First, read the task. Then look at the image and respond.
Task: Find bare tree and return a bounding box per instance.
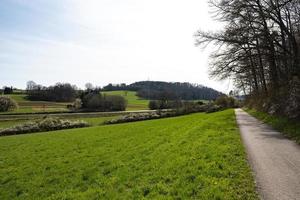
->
[195,0,300,117]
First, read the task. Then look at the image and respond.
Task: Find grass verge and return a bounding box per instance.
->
[0,110,257,199]
[244,108,300,144]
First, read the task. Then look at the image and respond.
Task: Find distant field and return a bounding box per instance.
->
[3,91,206,114]
[0,115,120,130]
[2,91,148,113]
[5,94,70,113]
[102,90,149,111]
[0,110,257,199]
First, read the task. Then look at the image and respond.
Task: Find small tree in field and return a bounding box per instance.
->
[0,96,18,112]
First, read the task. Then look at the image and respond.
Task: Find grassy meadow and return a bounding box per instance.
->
[2,91,148,114]
[0,110,257,199]
[102,90,149,111]
[0,119,28,129]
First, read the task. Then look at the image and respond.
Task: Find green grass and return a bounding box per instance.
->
[244,108,300,144]
[0,110,257,199]
[102,91,149,111]
[0,116,121,129]
[71,116,120,126]
[0,120,28,129]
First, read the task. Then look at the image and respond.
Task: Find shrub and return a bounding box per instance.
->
[148,100,183,110]
[0,96,18,112]
[105,103,223,125]
[66,99,82,111]
[0,118,89,136]
[81,93,127,111]
[3,87,13,94]
[104,112,163,124]
[73,98,82,110]
[103,95,127,111]
[205,104,222,113]
[86,94,102,109]
[149,100,159,110]
[215,95,239,108]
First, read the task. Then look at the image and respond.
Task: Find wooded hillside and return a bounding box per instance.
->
[103,81,223,100]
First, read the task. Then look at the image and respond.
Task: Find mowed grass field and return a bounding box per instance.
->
[0,110,257,199]
[102,90,149,111]
[5,94,70,113]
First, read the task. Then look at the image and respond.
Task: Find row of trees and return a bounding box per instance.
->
[196,0,300,118]
[79,90,127,111]
[25,81,127,111]
[22,80,223,102]
[103,81,223,100]
[0,87,14,95]
[26,81,77,102]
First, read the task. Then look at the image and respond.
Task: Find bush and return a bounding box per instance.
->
[3,87,13,94]
[105,112,161,124]
[148,100,183,110]
[104,95,127,111]
[0,118,89,136]
[149,100,160,110]
[26,82,77,102]
[67,98,82,110]
[81,93,127,111]
[105,103,223,125]
[73,98,82,110]
[215,95,239,108]
[85,94,102,109]
[0,96,18,112]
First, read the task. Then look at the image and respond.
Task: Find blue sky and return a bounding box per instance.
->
[0,0,230,92]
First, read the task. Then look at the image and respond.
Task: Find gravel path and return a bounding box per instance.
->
[235,109,300,200]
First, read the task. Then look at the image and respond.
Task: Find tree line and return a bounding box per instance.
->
[25,81,127,111]
[26,81,77,102]
[103,81,223,100]
[195,0,300,118]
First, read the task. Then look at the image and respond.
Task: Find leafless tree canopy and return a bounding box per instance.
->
[196,0,300,94]
[195,0,300,117]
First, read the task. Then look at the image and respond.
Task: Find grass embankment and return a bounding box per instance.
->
[0,110,257,199]
[102,90,149,111]
[244,108,300,144]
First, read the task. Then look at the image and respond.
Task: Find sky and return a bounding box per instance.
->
[0,0,231,92]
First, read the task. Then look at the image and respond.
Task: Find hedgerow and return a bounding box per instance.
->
[0,118,89,136]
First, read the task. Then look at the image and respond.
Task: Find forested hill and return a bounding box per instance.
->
[103,81,223,100]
